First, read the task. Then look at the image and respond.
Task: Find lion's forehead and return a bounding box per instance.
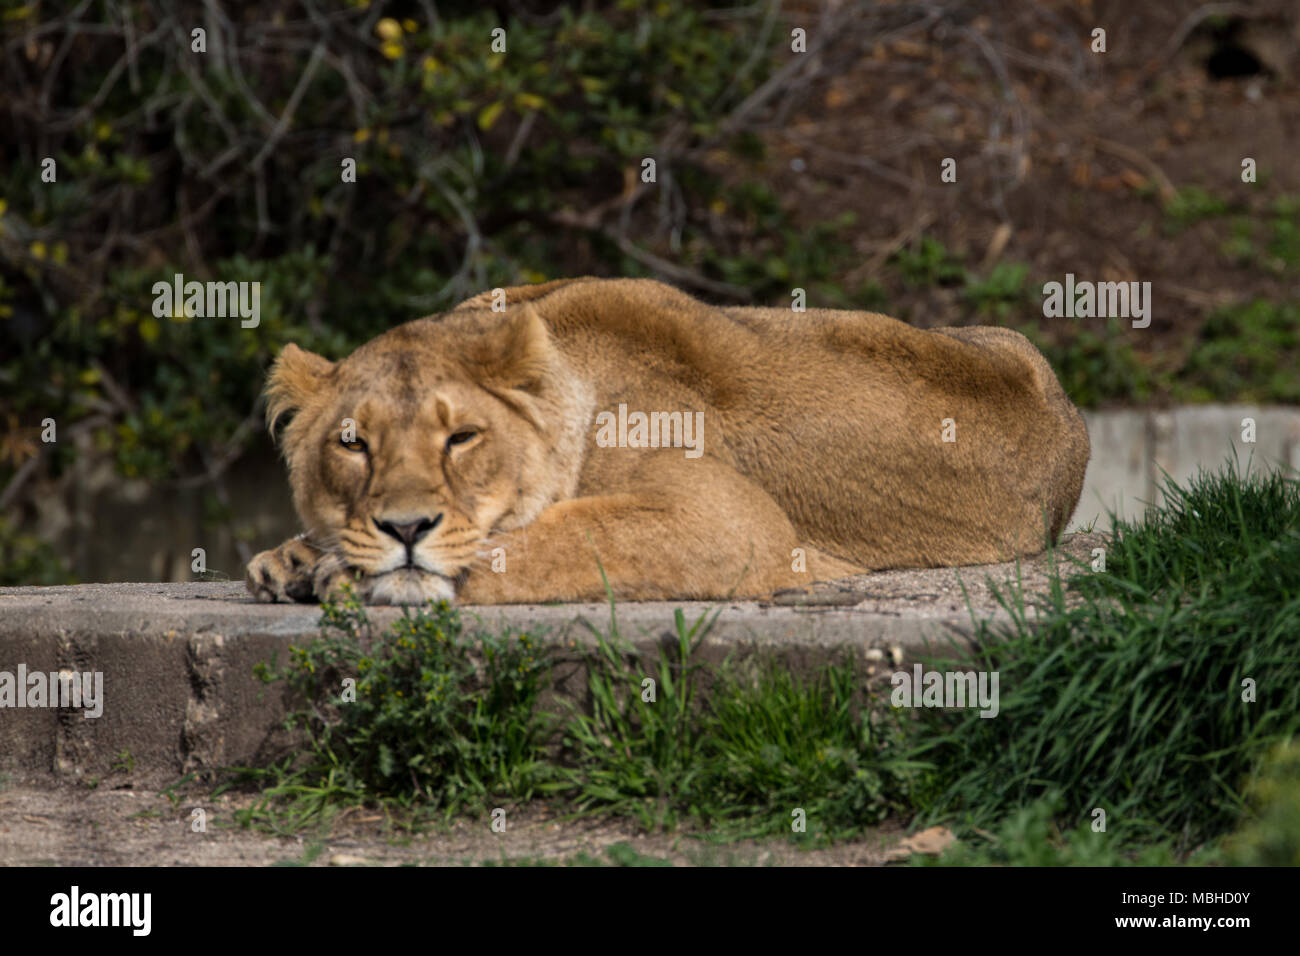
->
[326,372,478,428]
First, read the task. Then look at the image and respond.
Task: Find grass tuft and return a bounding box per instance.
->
[909,459,1300,848]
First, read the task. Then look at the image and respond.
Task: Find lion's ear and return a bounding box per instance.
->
[459,303,556,395]
[265,343,334,432]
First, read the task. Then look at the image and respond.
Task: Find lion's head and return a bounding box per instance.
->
[265,304,592,604]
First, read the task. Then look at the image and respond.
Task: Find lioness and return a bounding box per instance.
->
[246,277,1089,605]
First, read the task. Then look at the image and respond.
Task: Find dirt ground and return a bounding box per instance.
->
[759,1,1300,370]
[0,782,913,867]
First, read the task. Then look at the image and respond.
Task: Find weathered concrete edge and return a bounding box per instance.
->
[0,586,1006,785]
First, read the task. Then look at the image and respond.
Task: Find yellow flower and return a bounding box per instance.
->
[375,18,401,41]
[477,101,504,131]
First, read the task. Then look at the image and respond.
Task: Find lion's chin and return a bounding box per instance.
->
[360,568,458,606]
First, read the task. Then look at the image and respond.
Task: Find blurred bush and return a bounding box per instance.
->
[1228,739,1300,866]
[2,0,853,579]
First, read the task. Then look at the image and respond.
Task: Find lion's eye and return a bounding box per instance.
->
[340,436,368,453]
[446,429,478,450]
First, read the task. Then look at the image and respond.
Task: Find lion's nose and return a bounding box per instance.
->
[374,515,442,546]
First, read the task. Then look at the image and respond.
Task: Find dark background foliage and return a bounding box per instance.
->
[2,0,1297,584]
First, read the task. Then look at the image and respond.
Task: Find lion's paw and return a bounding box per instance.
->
[310,553,363,603]
[245,536,322,603]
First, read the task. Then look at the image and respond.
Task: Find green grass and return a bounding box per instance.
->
[569,843,676,867]
[552,606,917,839]
[545,605,719,830]
[909,458,1300,851]
[473,844,682,867]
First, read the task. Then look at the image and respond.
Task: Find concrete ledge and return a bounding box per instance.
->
[1072,404,1300,531]
[0,534,1097,785]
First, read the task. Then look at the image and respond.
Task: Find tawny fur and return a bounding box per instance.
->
[245,277,1090,605]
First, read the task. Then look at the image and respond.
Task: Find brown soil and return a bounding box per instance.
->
[0,783,908,867]
[743,1,1300,388]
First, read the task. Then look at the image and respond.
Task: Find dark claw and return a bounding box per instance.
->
[286,577,316,603]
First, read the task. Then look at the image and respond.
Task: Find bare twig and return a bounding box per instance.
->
[1087,135,1177,203]
[607,229,752,302]
[249,41,328,169]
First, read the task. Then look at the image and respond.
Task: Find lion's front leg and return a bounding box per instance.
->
[456,454,822,604]
[245,534,332,603]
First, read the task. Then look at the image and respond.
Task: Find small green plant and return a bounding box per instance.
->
[1026,318,1154,407]
[1265,195,1300,271]
[554,605,720,831]
[600,842,676,867]
[919,794,1216,866]
[1216,195,1300,273]
[1177,299,1300,403]
[232,587,555,832]
[1220,218,1257,267]
[890,237,966,288]
[1162,185,1230,234]
[159,773,198,809]
[696,662,918,839]
[111,750,135,775]
[963,262,1029,318]
[697,205,861,305]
